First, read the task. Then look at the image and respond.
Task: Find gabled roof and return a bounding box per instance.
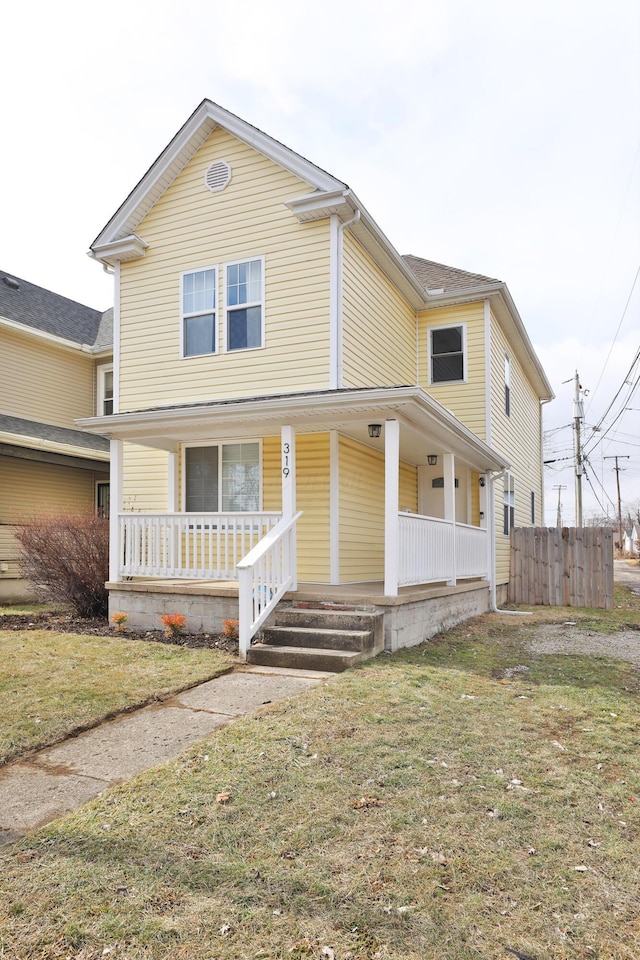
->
[403,255,501,294]
[0,271,107,350]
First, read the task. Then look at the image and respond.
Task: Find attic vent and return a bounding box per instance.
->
[204,160,231,193]
[2,276,19,290]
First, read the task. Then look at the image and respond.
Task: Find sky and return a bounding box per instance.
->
[1,0,638,526]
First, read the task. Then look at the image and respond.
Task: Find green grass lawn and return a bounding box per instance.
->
[0,626,234,765]
[0,593,638,959]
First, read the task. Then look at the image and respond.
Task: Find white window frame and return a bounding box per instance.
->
[97,363,114,416]
[504,354,511,417]
[223,255,265,353]
[181,439,263,513]
[503,471,515,536]
[180,265,218,358]
[428,323,467,385]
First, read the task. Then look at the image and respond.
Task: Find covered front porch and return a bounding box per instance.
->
[79,386,507,656]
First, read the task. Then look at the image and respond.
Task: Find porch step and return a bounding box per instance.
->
[247,605,384,673]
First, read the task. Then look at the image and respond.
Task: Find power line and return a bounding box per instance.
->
[585,260,640,412]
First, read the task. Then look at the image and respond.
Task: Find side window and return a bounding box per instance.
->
[505,355,511,416]
[530,490,535,524]
[429,325,465,384]
[225,258,264,351]
[97,364,114,415]
[503,472,515,535]
[96,481,110,518]
[182,267,217,357]
[184,442,260,512]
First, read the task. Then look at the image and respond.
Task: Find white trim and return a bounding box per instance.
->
[222,255,265,353]
[167,451,178,512]
[384,418,400,596]
[109,439,123,582]
[443,453,456,585]
[180,264,218,358]
[89,234,148,266]
[504,352,511,418]
[329,430,340,584]
[329,215,339,389]
[0,315,93,354]
[483,299,491,447]
[427,321,468,386]
[113,263,121,414]
[180,437,263,512]
[281,425,296,520]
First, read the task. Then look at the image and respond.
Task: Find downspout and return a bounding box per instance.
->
[336,209,361,388]
[487,469,531,616]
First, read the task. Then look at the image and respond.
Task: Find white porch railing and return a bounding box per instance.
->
[237,511,302,659]
[398,512,487,587]
[119,512,281,579]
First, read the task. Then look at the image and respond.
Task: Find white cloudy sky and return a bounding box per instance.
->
[2,0,638,525]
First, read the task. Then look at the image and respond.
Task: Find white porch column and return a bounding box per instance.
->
[109,438,123,583]
[167,450,179,511]
[281,425,297,590]
[443,452,456,585]
[384,418,400,597]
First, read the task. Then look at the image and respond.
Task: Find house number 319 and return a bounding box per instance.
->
[282,442,290,477]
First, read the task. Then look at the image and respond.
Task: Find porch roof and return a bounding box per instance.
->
[77,385,510,472]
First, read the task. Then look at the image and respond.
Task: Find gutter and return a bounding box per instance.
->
[487,469,531,617]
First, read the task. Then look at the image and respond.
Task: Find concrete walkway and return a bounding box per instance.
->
[0,664,330,847]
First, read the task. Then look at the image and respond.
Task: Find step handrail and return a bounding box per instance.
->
[237,510,303,658]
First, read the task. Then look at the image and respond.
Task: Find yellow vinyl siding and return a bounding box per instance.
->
[418,302,486,438]
[296,434,331,583]
[342,232,416,387]
[339,437,384,582]
[489,310,543,584]
[471,470,481,525]
[118,128,332,412]
[122,446,168,511]
[1,328,95,428]
[399,460,418,514]
[0,455,106,574]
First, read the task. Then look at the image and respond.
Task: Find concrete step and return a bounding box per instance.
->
[261,625,373,652]
[277,606,381,632]
[247,643,362,673]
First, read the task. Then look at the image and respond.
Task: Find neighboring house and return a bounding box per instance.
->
[80,99,553,654]
[0,272,112,600]
[622,524,638,556]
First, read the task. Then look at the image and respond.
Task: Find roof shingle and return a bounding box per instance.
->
[0,271,105,347]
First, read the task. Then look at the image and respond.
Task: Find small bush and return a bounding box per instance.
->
[16,513,109,618]
[161,612,187,637]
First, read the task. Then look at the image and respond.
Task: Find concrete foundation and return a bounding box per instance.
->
[107,578,491,652]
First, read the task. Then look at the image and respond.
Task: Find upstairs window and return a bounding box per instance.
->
[184,441,260,513]
[182,267,217,357]
[225,258,264,351]
[505,354,511,416]
[97,364,114,415]
[531,490,535,524]
[429,324,465,384]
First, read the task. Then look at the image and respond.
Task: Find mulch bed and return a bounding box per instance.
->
[0,611,239,655]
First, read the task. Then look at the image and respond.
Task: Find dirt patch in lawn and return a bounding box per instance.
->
[0,610,240,656]
[521,620,640,667]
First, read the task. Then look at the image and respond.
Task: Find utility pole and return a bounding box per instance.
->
[604,455,630,549]
[573,371,585,527]
[552,484,567,528]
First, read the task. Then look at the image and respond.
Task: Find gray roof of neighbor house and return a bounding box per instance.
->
[0,414,110,454]
[402,255,501,294]
[0,271,109,349]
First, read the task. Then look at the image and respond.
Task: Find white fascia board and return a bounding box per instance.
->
[0,430,110,462]
[0,315,92,353]
[89,234,149,267]
[77,385,508,470]
[285,189,353,222]
[91,100,346,250]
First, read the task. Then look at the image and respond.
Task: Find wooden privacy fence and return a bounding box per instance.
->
[509,527,614,609]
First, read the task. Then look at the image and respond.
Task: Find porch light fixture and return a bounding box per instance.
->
[427,454,438,466]
[479,476,486,487]
[368,424,382,438]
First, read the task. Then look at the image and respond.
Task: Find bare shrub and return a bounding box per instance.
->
[15,514,109,618]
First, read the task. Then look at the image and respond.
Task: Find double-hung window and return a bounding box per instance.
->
[504,355,511,416]
[503,472,515,535]
[182,267,217,357]
[97,364,114,415]
[429,324,465,383]
[184,441,260,513]
[225,258,264,351]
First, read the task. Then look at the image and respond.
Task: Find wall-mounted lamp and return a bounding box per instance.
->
[368,424,382,439]
[427,454,438,466]
[479,511,485,520]
[479,476,486,487]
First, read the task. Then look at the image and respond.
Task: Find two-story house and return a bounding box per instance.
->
[80,100,553,657]
[0,273,112,600]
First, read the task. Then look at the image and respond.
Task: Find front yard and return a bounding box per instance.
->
[0,591,638,959]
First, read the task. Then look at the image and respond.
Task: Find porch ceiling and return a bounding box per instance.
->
[77,386,509,472]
